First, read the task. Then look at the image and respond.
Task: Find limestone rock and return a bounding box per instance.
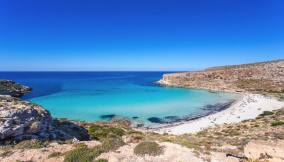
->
[0,95,52,141]
[0,80,90,142]
[0,95,90,142]
[244,140,284,162]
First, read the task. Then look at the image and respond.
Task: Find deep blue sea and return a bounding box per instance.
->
[0,72,239,126]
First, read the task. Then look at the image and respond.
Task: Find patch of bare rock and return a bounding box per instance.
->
[244,140,284,162]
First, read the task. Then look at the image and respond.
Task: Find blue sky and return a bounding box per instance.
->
[0,0,283,71]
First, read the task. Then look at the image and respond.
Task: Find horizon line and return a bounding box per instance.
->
[0,70,193,72]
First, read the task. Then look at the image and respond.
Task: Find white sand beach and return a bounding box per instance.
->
[156,94,284,135]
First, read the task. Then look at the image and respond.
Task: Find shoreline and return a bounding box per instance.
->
[157,79,243,94]
[150,93,284,135]
[137,100,236,129]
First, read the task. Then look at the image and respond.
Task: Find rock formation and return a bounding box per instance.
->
[158,59,284,93]
[0,95,52,141]
[0,80,32,97]
[0,80,89,142]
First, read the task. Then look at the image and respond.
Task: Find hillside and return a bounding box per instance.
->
[158,60,284,95]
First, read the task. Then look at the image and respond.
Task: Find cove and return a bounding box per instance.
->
[0,72,239,126]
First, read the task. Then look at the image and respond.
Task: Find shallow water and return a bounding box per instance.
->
[0,72,239,126]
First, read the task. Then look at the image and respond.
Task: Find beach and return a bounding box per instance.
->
[155,94,284,135]
[1,60,284,162]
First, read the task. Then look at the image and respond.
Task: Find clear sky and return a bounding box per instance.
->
[0,0,283,71]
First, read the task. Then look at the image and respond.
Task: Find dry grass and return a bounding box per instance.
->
[134,141,163,156]
[236,79,284,93]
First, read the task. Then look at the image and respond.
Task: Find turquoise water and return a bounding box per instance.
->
[0,72,239,126]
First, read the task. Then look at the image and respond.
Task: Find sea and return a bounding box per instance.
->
[0,72,239,127]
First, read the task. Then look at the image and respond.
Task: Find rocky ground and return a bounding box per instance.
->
[0,108,283,162]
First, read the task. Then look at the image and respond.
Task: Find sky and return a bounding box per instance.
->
[0,0,283,71]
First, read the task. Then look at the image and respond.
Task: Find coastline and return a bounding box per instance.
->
[152,93,284,135]
[157,79,243,93]
[154,60,284,135]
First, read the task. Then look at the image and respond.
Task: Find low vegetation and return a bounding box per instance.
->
[64,143,103,162]
[134,141,163,156]
[94,159,108,162]
[1,107,283,161]
[259,111,274,116]
[100,137,125,151]
[271,121,284,127]
[48,152,62,159]
[14,139,47,149]
[0,150,13,157]
[236,79,284,93]
[64,137,125,162]
[87,125,125,141]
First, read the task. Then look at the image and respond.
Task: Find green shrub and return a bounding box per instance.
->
[88,125,125,140]
[0,150,13,157]
[196,130,208,137]
[94,159,108,162]
[111,118,132,128]
[48,152,62,158]
[259,111,274,117]
[15,140,46,149]
[64,144,103,162]
[101,137,125,152]
[134,141,163,156]
[271,121,284,127]
[275,109,284,115]
[64,138,124,162]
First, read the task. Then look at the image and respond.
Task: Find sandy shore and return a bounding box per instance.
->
[155,94,284,135]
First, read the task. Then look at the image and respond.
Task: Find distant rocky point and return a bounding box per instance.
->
[0,80,32,97]
[158,59,284,93]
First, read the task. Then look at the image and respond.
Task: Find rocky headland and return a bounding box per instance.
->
[157,59,284,133]
[158,59,284,94]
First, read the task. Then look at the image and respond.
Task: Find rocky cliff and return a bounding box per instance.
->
[0,80,89,142]
[159,59,284,93]
[0,95,52,141]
